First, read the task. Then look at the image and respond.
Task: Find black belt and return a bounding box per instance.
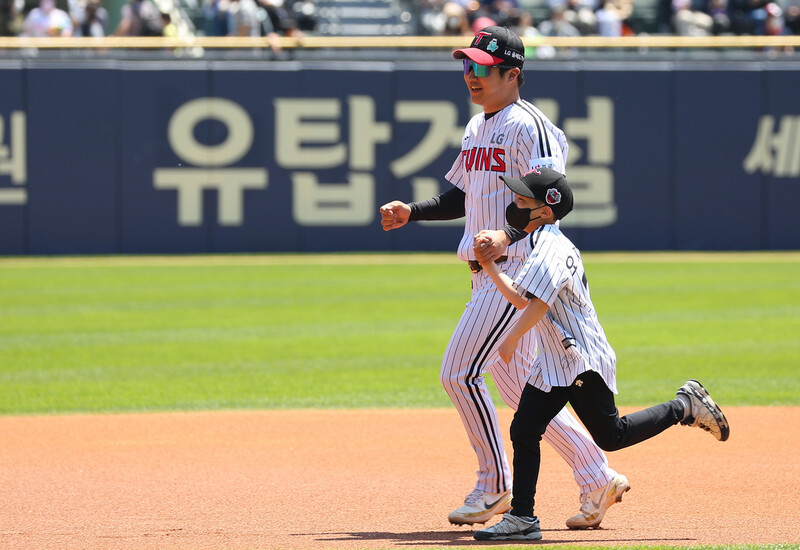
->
[468,256,508,274]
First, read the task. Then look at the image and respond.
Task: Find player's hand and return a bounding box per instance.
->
[473,230,510,263]
[472,233,492,263]
[379,201,412,231]
[498,337,516,364]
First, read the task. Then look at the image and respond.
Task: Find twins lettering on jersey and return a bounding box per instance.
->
[460,149,555,174]
[461,147,507,172]
[462,130,507,172]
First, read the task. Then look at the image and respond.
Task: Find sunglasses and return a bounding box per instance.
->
[463,60,516,77]
[463,59,499,77]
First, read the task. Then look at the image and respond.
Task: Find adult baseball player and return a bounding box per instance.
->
[471,167,730,541]
[379,26,628,529]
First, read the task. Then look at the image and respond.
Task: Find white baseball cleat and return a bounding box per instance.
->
[677,379,730,441]
[566,474,630,530]
[473,513,542,541]
[448,488,511,525]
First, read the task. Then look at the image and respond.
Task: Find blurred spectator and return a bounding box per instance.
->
[763,1,786,31]
[262,0,309,56]
[785,0,800,33]
[416,0,443,35]
[161,10,176,36]
[604,0,635,32]
[471,14,496,33]
[672,0,714,34]
[727,0,770,33]
[227,0,259,35]
[656,0,674,32]
[22,0,73,36]
[441,1,470,34]
[510,9,556,58]
[113,0,164,36]
[595,0,625,35]
[203,0,230,36]
[72,0,108,36]
[480,0,523,28]
[512,8,541,38]
[704,0,731,33]
[1,0,19,35]
[287,0,316,32]
[571,0,599,34]
[420,0,472,35]
[547,0,598,34]
[538,5,581,35]
[262,0,305,38]
[763,2,793,53]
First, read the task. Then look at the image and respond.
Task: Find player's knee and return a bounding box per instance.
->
[439,368,462,395]
[589,432,621,452]
[510,415,545,443]
[439,365,472,392]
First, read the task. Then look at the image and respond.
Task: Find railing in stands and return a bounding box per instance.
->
[0,35,799,49]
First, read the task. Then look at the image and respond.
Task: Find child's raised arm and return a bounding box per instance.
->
[473,234,528,310]
[498,297,549,363]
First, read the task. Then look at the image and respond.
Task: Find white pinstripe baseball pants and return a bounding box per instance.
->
[441,259,616,495]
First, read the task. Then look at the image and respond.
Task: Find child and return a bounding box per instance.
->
[471,167,730,541]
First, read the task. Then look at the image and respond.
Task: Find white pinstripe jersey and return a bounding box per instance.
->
[513,224,618,393]
[445,99,568,262]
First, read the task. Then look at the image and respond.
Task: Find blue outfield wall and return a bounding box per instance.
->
[0,59,799,255]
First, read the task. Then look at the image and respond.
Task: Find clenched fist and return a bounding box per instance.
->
[379,201,412,231]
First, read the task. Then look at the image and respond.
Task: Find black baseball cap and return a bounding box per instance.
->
[452,25,525,68]
[501,167,574,220]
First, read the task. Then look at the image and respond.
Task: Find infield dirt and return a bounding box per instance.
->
[1,407,798,549]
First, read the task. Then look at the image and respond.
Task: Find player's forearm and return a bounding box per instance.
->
[483,263,529,310]
[408,187,466,221]
[507,297,549,343]
[501,224,527,244]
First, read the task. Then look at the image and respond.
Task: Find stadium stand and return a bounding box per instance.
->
[314,0,412,35]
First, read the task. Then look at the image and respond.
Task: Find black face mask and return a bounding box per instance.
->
[505,202,545,231]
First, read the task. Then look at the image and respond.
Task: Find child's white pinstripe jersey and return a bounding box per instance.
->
[444,99,568,262]
[514,224,618,394]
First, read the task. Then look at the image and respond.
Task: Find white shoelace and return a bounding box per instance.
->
[579,492,593,514]
[464,488,484,507]
[579,484,607,514]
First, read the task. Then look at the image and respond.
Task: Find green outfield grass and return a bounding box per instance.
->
[1,252,799,415]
